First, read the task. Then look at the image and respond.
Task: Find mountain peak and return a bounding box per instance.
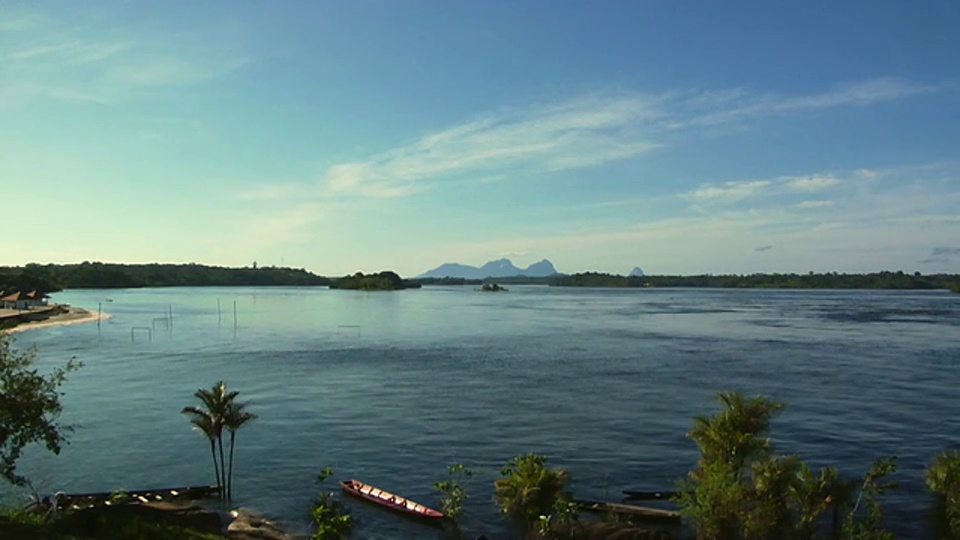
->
[419,258,560,279]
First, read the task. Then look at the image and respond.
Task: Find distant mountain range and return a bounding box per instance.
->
[418,258,559,279]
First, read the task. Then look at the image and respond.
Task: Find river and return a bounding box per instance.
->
[9,286,960,538]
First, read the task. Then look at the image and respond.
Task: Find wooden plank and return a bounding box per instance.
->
[621,489,681,500]
[575,499,681,523]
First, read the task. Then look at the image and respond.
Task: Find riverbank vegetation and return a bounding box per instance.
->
[551,271,960,290]
[329,271,422,290]
[0,262,330,292]
[4,333,960,538]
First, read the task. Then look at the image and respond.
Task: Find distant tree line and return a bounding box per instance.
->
[0,262,331,293]
[550,271,960,291]
[329,271,422,291]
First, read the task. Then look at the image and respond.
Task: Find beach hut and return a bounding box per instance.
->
[0,290,49,310]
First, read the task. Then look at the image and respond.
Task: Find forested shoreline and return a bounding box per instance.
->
[550,271,960,291]
[2,264,958,294]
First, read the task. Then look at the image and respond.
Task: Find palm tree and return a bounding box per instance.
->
[182,381,238,498]
[181,407,222,493]
[223,400,257,499]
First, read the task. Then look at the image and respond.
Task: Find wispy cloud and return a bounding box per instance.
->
[310,78,939,200]
[321,94,664,198]
[795,200,835,208]
[0,12,249,105]
[683,173,844,205]
[0,12,45,32]
[6,40,133,63]
[677,78,938,129]
[682,180,773,203]
[919,247,960,265]
[784,174,841,192]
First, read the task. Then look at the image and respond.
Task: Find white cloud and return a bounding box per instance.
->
[795,200,834,208]
[683,173,844,205]
[679,78,937,128]
[682,180,773,202]
[784,174,841,192]
[0,13,249,105]
[310,78,940,200]
[319,94,664,198]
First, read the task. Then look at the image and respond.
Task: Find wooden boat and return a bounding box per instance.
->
[340,479,444,522]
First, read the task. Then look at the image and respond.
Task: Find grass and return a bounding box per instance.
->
[1,503,226,540]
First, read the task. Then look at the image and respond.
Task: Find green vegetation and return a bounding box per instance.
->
[677,391,897,539]
[480,283,508,292]
[0,501,226,539]
[494,453,573,533]
[311,467,353,540]
[926,450,960,537]
[181,381,256,499]
[435,463,473,526]
[329,271,422,290]
[950,282,960,293]
[0,262,330,292]
[551,271,960,290]
[0,335,81,486]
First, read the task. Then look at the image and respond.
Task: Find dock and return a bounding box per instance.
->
[39,485,221,510]
[574,499,681,524]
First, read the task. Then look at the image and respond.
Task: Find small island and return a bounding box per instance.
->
[329,271,422,291]
[479,283,508,292]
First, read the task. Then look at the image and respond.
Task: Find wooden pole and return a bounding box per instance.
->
[217,298,222,325]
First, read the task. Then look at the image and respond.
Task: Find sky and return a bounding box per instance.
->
[2,1,959,276]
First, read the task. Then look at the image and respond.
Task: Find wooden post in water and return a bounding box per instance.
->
[233,301,238,330]
[168,304,173,329]
[97,302,102,330]
[217,298,222,326]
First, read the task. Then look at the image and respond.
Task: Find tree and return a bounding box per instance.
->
[182,381,239,498]
[494,453,572,535]
[678,391,896,540]
[0,335,80,486]
[311,467,353,540]
[435,463,472,527]
[181,407,222,495]
[925,450,960,538]
[223,399,257,499]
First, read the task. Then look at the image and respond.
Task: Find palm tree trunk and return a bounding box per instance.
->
[217,433,227,499]
[209,439,221,493]
[227,431,236,499]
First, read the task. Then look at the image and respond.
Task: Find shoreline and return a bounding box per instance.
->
[1,305,110,335]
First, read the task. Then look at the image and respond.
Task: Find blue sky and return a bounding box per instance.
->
[3,1,959,276]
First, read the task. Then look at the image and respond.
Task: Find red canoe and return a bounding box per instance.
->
[340,479,444,522]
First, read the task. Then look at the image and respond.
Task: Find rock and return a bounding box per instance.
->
[228,508,303,539]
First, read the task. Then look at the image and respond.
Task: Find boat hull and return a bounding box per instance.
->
[340,479,444,524]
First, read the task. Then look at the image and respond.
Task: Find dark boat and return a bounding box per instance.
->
[340,479,444,522]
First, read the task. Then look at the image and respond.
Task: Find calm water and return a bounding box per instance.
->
[7,286,960,538]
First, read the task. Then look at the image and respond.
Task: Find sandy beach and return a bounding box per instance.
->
[0,306,110,334]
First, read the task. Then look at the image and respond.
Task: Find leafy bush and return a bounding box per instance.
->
[435,463,472,526]
[926,450,960,537]
[494,453,573,534]
[311,468,352,540]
